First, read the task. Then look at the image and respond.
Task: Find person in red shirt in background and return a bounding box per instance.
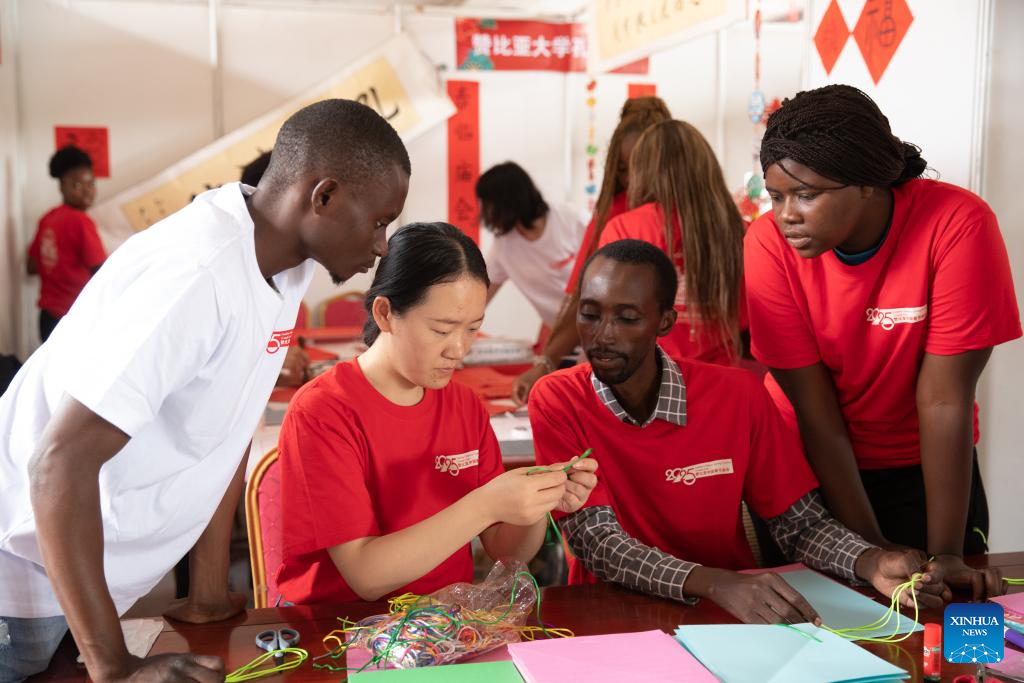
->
[530,239,949,623]
[512,97,671,403]
[599,119,745,366]
[745,85,1019,598]
[27,145,106,341]
[276,222,598,605]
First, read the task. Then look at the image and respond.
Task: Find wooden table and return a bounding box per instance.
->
[32,552,1024,682]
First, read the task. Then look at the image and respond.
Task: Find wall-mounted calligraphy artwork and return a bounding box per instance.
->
[591,0,745,73]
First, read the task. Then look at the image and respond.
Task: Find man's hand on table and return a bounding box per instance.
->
[102,653,225,683]
[683,567,822,625]
[164,591,247,624]
[855,547,946,608]
[924,553,1007,601]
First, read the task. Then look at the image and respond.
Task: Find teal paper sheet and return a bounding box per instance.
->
[674,622,908,683]
[779,569,923,640]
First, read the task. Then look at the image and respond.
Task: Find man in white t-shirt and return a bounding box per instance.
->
[475,162,586,328]
[0,99,409,682]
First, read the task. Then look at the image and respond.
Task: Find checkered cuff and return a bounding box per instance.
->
[766,491,876,581]
[560,506,700,605]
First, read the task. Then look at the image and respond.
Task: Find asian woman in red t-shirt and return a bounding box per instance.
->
[512,97,672,403]
[598,119,746,366]
[276,223,598,604]
[746,85,1019,599]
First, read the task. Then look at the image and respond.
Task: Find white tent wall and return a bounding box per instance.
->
[979,0,1024,554]
[0,1,24,358]
[11,0,215,355]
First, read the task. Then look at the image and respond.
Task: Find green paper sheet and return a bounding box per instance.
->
[674,622,908,683]
[349,660,524,682]
[779,569,923,640]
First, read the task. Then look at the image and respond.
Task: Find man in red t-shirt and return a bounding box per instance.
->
[747,85,1018,598]
[530,239,946,623]
[27,146,106,341]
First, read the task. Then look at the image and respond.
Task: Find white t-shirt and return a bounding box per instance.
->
[484,201,586,327]
[0,183,314,617]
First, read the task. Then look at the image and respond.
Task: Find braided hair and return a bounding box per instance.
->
[760,84,927,187]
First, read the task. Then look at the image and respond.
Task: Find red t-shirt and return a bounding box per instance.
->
[28,204,106,317]
[745,179,1022,469]
[599,202,745,366]
[276,358,504,605]
[564,192,631,295]
[530,359,818,583]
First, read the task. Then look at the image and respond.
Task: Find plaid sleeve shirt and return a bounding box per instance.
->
[560,347,878,603]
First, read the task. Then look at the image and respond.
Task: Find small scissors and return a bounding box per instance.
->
[255,628,300,662]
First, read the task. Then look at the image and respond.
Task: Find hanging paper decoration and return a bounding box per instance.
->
[55,126,110,178]
[852,0,914,84]
[814,0,850,75]
[584,79,598,214]
[734,2,774,223]
[447,80,481,243]
[746,8,765,125]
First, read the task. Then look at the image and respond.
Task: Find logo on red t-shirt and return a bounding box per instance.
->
[40,228,59,271]
[865,305,928,331]
[665,458,734,485]
[434,450,480,477]
[266,329,294,354]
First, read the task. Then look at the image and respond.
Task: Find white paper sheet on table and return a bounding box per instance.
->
[76,618,164,664]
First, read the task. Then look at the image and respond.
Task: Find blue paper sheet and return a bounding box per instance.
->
[674,623,908,683]
[778,569,923,640]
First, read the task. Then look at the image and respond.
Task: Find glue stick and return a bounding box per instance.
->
[923,623,942,681]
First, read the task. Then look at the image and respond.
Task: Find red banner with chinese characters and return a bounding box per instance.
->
[55,126,110,178]
[447,80,480,244]
[456,18,587,72]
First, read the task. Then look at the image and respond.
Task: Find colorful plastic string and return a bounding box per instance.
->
[224,648,308,682]
[526,448,592,545]
[775,623,822,642]
[1007,578,1024,586]
[526,447,593,476]
[822,573,922,643]
[388,592,422,614]
[312,570,570,673]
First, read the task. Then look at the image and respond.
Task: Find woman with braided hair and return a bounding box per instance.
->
[745,84,1020,600]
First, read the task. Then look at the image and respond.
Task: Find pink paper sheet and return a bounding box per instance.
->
[993,592,1024,623]
[989,643,1024,679]
[507,630,717,683]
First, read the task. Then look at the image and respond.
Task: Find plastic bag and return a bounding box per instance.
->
[345,559,537,670]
